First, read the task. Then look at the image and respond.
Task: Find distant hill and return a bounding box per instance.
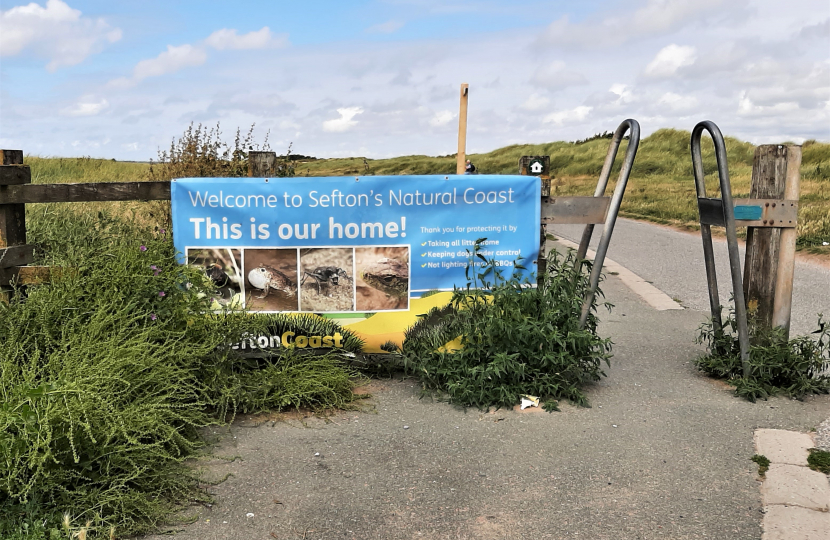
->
[24,130,830,254]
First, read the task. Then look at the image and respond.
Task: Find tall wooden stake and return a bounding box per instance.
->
[456,84,469,175]
[743,144,800,339]
[772,146,801,335]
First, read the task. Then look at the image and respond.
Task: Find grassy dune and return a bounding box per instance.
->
[25,129,830,254]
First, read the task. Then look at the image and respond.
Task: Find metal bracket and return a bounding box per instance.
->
[541,196,611,225]
[733,199,798,227]
[697,198,798,228]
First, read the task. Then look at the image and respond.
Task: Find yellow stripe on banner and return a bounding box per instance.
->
[344,292,454,353]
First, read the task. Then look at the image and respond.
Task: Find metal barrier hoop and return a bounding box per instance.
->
[575,118,640,328]
[690,120,750,376]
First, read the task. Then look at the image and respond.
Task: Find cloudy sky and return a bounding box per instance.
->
[1,0,828,160]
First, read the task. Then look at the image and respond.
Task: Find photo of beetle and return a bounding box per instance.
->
[301,266,353,295]
[299,248,355,312]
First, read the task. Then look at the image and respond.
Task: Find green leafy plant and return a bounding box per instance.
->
[807,448,830,474]
[696,306,830,402]
[402,240,612,410]
[751,454,770,476]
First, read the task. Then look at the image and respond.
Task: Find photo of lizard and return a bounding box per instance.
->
[242,248,299,312]
[355,246,409,311]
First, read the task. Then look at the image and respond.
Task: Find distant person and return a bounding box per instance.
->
[465,159,476,174]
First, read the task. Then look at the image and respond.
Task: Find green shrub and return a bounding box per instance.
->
[695,308,830,402]
[0,206,359,538]
[751,454,770,476]
[402,242,612,410]
[807,448,830,474]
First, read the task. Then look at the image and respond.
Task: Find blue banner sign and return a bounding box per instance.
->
[171,175,540,314]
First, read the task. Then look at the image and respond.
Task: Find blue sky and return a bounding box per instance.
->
[1,0,828,160]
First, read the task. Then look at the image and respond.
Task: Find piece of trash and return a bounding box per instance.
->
[824,241,829,246]
[273,499,283,505]
[520,395,540,410]
[314,452,320,456]
[403,425,409,429]
[612,425,618,428]
[246,513,255,518]
[223,521,228,524]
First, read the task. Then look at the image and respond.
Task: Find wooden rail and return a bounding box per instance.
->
[0,148,176,292]
[0,181,171,204]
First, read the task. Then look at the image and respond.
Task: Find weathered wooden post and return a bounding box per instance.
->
[0,150,33,298]
[519,156,551,282]
[456,83,469,175]
[248,151,277,177]
[742,144,801,338]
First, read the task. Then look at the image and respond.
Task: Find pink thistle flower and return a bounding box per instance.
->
[139,245,147,252]
[150,314,157,321]
[158,291,166,297]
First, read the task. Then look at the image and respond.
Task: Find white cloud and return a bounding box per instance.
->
[0,0,121,71]
[109,44,207,88]
[60,97,108,116]
[135,44,207,80]
[609,84,634,104]
[205,27,284,50]
[366,20,404,34]
[323,107,364,132]
[519,93,550,111]
[429,110,456,126]
[107,28,285,89]
[538,0,733,48]
[530,61,588,90]
[657,91,698,111]
[544,105,592,125]
[644,44,697,77]
[737,91,799,117]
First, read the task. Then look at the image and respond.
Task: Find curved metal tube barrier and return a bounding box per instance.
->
[690,120,750,376]
[576,118,640,328]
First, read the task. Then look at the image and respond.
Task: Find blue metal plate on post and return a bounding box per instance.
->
[734,205,762,221]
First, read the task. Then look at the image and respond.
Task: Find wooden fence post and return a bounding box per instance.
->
[519,156,551,283]
[456,84,469,175]
[772,146,802,335]
[742,144,801,338]
[0,150,32,297]
[248,151,277,177]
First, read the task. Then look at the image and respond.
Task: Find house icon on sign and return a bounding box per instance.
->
[529,161,544,174]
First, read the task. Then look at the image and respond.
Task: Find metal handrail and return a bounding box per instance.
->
[690,120,750,377]
[577,118,640,328]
